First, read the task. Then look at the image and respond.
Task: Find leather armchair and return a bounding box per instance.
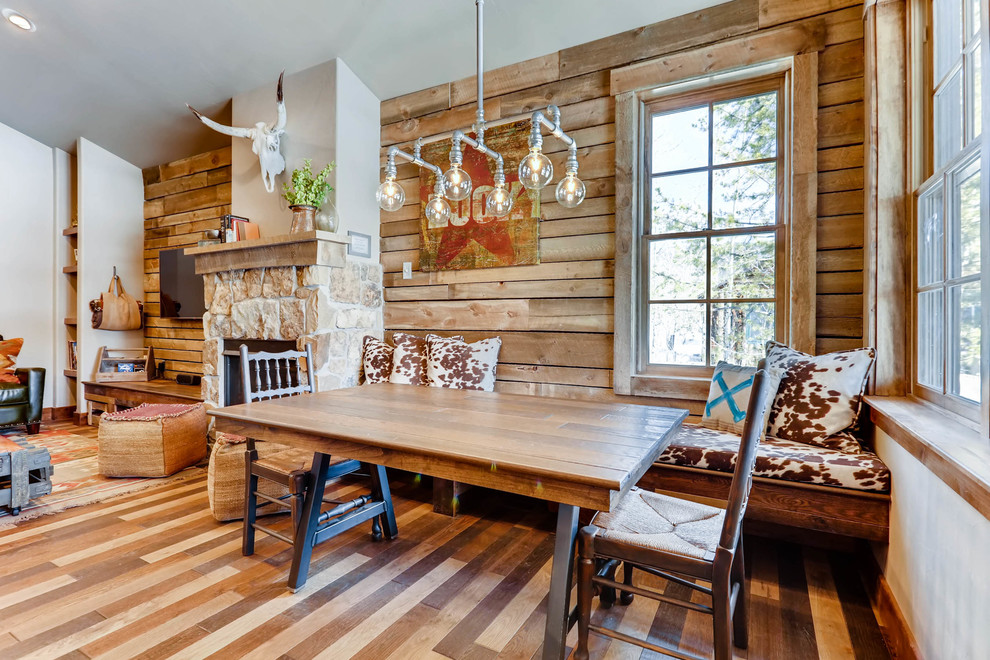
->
[0,368,45,434]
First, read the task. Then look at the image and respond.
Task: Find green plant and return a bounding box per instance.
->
[282,159,335,207]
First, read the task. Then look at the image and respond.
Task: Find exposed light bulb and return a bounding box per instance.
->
[441,164,472,201]
[555,173,586,208]
[376,178,405,212]
[517,148,553,190]
[425,194,452,227]
[485,185,513,217]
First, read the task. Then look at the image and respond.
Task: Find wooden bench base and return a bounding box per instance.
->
[433,478,471,516]
[639,464,890,541]
[0,438,54,515]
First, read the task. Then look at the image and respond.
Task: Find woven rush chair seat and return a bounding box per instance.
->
[98,403,207,478]
[593,488,725,561]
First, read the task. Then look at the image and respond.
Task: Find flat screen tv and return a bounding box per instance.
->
[158,247,206,319]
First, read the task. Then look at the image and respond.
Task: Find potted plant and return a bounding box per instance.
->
[281,159,335,233]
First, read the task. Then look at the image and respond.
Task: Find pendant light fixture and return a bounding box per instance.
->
[377,0,586,220]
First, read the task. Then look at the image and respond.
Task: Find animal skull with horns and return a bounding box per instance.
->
[186,71,287,193]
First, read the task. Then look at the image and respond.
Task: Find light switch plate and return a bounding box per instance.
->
[402,262,412,279]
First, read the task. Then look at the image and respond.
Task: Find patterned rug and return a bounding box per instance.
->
[0,426,205,529]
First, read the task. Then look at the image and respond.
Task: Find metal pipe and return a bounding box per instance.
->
[453,129,506,184]
[475,0,485,131]
[387,145,443,179]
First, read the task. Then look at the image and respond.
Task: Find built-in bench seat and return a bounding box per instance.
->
[639,424,891,541]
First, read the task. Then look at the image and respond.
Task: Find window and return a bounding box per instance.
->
[641,79,783,375]
[915,0,984,413]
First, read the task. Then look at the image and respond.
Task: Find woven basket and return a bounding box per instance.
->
[208,433,292,522]
[98,403,207,477]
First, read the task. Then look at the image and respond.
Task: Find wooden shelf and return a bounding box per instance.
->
[185,231,348,274]
[62,265,77,274]
[62,226,79,236]
[64,369,77,378]
[64,317,77,326]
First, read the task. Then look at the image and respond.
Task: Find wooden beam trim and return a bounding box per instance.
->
[610,18,828,95]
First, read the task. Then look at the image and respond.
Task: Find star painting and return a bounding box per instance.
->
[418,120,540,271]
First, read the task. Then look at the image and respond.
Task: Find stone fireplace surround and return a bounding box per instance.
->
[188,233,383,406]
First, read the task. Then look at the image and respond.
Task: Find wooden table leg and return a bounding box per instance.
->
[543,503,580,660]
[287,452,331,592]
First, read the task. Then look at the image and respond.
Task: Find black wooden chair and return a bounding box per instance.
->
[240,343,397,555]
[574,369,772,660]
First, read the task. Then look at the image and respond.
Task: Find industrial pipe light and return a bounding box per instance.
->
[376,0,586,220]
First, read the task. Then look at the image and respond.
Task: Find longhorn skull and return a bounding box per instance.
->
[186,71,287,193]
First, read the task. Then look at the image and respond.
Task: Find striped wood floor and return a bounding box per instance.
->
[0,423,891,659]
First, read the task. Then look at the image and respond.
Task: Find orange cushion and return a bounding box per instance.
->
[0,337,24,382]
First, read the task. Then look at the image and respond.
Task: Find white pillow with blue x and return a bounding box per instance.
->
[700,362,781,436]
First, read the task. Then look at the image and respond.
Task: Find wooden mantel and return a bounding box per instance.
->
[185,231,349,274]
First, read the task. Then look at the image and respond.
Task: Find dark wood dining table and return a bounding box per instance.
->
[209,383,687,660]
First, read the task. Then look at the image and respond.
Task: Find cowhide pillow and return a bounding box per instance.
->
[388,333,462,386]
[764,341,876,447]
[426,335,502,392]
[700,362,781,436]
[362,336,393,384]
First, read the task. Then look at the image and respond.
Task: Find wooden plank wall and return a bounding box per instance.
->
[141,147,232,379]
[380,0,866,413]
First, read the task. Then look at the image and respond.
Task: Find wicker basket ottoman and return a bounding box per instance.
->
[98,403,207,477]
[208,432,306,521]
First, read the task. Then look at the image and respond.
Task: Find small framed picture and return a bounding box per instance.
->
[117,363,135,373]
[347,231,371,258]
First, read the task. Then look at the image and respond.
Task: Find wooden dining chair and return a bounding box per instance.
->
[573,368,772,660]
[240,343,397,555]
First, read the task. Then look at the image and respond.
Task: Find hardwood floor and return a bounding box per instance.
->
[0,422,891,659]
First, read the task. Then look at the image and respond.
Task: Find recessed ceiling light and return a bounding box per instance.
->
[2,8,36,31]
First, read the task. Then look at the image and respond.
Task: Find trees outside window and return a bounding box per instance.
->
[915,0,984,413]
[642,80,783,372]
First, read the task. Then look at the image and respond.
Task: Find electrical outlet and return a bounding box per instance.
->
[402,262,413,279]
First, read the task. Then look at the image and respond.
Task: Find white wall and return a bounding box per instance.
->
[75,138,145,407]
[231,61,337,237]
[334,59,382,264]
[0,121,56,407]
[873,429,990,659]
[230,58,381,262]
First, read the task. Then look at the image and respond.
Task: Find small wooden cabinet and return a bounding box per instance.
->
[94,346,155,382]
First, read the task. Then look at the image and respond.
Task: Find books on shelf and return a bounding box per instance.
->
[66,340,77,371]
[220,215,260,243]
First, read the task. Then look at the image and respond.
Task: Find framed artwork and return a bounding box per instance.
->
[418,119,541,271]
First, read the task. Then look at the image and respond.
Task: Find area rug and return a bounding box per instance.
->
[0,426,205,529]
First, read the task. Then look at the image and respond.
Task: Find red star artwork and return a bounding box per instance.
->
[419,120,541,271]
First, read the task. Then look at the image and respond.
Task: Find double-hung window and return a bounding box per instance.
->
[641,77,784,376]
[915,0,985,417]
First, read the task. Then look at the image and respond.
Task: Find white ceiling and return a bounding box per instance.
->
[0,0,729,168]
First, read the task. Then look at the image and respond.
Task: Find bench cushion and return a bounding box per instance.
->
[658,424,890,493]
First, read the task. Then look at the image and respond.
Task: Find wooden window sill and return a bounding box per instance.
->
[866,395,990,521]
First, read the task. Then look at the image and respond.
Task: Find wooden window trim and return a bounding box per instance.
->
[867,395,990,522]
[614,55,818,398]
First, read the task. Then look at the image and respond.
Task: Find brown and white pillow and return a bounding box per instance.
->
[426,335,502,392]
[764,341,876,447]
[362,336,393,384]
[388,333,462,386]
[0,337,24,384]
